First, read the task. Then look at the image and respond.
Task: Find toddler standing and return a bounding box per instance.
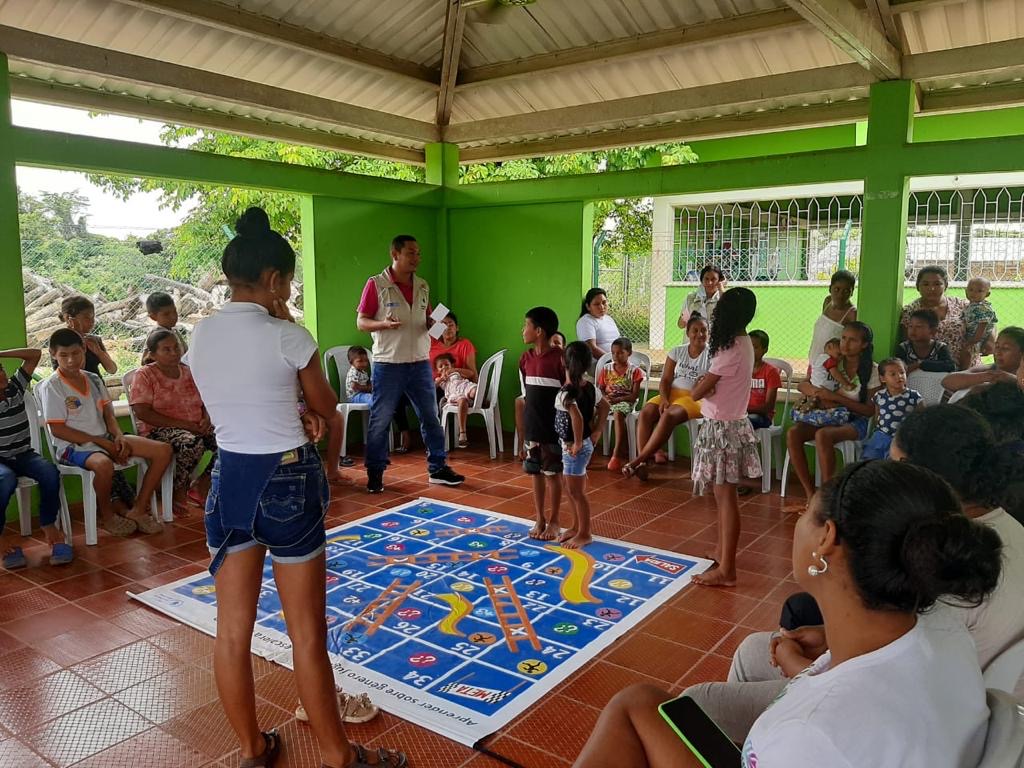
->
[555,342,608,550]
[962,277,998,369]
[597,337,643,472]
[688,288,762,587]
[861,358,924,460]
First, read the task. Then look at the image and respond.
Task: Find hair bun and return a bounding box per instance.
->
[901,515,1002,608]
[235,207,271,239]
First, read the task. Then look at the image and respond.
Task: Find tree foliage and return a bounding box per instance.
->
[86,125,697,278]
[18,188,172,298]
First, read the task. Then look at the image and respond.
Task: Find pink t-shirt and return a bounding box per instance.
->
[129,364,205,436]
[702,335,755,421]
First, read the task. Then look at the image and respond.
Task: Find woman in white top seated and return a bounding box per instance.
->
[576,288,621,361]
[574,459,1001,768]
[188,208,405,768]
[684,403,1024,744]
[677,265,724,329]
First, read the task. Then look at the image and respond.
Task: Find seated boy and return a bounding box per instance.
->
[895,309,956,373]
[0,347,70,569]
[140,292,189,365]
[747,330,781,430]
[40,329,172,537]
[434,353,478,449]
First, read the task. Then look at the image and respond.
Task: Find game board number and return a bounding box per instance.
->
[342,570,366,579]
[342,596,362,605]
[648,575,671,585]
[525,591,549,602]
[341,647,370,662]
[453,641,481,656]
[403,671,434,688]
[616,596,643,607]
[395,621,420,634]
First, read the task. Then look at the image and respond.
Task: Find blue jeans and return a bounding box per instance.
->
[861,430,893,460]
[366,361,446,473]
[0,450,61,528]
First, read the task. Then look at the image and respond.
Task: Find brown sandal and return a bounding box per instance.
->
[336,743,407,768]
[240,730,280,768]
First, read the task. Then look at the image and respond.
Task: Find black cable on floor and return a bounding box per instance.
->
[474,740,528,768]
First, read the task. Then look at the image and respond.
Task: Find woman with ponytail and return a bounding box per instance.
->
[189,208,405,768]
[785,321,879,500]
[575,460,1002,768]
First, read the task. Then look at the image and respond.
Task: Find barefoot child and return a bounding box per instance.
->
[515,331,564,461]
[688,288,762,587]
[40,329,172,536]
[861,358,923,460]
[556,342,609,549]
[597,337,643,472]
[519,307,565,541]
[0,347,69,569]
[434,353,478,448]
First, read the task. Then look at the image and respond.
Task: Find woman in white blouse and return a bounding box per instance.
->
[576,288,622,361]
[677,265,725,328]
[574,460,1001,768]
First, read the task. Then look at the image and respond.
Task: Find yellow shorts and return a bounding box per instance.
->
[647,389,702,420]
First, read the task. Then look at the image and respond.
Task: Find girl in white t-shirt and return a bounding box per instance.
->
[189,208,405,768]
[623,314,710,480]
[573,459,1002,768]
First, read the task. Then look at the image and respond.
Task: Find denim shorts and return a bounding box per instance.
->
[205,443,328,568]
[850,415,871,441]
[861,430,893,460]
[561,437,594,477]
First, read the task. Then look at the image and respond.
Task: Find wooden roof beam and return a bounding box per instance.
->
[436,0,466,127]
[0,25,438,145]
[783,0,902,79]
[113,0,438,86]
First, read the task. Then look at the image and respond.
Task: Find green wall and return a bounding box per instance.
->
[446,202,591,430]
[302,196,439,391]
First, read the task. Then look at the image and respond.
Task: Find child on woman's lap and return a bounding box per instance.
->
[556,342,609,549]
[861,358,924,460]
[434,354,478,448]
[794,338,850,413]
[597,337,643,472]
[688,288,762,587]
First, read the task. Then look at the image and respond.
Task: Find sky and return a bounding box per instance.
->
[12,100,195,237]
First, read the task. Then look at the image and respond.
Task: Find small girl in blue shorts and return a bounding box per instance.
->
[554,341,609,550]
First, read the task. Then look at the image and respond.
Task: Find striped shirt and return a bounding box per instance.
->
[0,368,32,459]
[519,347,566,444]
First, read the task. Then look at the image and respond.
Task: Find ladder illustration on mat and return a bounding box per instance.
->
[345,579,422,637]
[485,576,541,653]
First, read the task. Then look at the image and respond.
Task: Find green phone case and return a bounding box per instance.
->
[657,699,735,768]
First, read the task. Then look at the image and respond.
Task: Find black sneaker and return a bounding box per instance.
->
[367,469,384,494]
[339,456,355,468]
[428,466,465,486]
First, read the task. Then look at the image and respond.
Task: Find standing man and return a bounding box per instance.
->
[357,235,465,493]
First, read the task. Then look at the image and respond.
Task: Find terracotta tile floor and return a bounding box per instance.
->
[0,439,807,767]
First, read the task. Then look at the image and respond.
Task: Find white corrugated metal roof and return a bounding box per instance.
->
[0,0,1021,161]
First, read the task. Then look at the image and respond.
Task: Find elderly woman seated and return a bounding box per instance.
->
[129,329,217,514]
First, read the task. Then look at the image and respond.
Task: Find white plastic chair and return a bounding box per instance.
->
[907,369,949,406]
[122,368,181,523]
[976,689,1024,768]
[37,380,160,546]
[594,351,652,460]
[667,418,703,463]
[323,346,393,456]
[984,637,1024,696]
[781,417,871,498]
[441,349,505,459]
[14,391,72,544]
[753,357,793,493]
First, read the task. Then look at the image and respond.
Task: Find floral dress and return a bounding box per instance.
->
[900,296,975,368]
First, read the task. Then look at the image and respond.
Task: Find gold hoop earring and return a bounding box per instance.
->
[808,552,828,577]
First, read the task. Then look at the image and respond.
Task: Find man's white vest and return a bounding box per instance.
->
[369,268,430,364]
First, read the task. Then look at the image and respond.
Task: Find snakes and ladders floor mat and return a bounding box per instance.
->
[133,497,712,746]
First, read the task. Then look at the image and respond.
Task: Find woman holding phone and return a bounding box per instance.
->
[573,460,1000,768]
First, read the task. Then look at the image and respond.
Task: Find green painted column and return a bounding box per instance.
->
[859,80,915,358]
[0,54,27,352]
[425,142,459,302]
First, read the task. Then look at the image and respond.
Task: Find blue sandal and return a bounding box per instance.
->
[49,543,74,566]
[2,547,27,570]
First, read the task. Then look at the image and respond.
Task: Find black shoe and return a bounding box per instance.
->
[367,469,384,494]
[428,466,465,486]
[339,456,355,468]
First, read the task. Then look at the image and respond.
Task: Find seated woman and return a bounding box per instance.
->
[900,265,977,367]
[429,311,477,384]
[129,329,217,513]
[574,459,1001,768]
[622,314,709,479]
[785,321,879,500]
[576,288,621,362]
[677,265,724,329]
[942,326,1024,400]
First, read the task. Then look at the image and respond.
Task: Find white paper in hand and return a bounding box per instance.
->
[428,321,447,340]
[430,303,450,323]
